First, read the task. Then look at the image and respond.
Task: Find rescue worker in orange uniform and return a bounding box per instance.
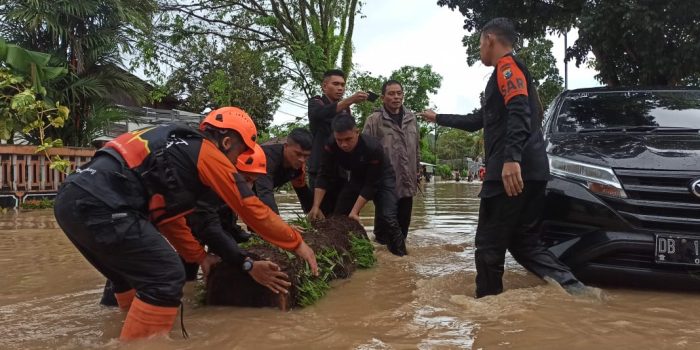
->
[54,107,318,341]
[237,143,268,186]
[180,143,271,281]
[185,143,271,273]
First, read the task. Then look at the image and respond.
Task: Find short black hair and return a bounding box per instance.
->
[481,17,518,46]
[287,128,312,150]
[331,115,356,133]
[381,79,403,95]
[323,69,346,80]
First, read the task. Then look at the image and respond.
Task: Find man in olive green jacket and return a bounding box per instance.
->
[363,79,420,241]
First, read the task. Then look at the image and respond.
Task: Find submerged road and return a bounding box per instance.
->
[1,181,699,349]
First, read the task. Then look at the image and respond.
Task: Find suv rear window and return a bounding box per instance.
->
[555,90,700,133]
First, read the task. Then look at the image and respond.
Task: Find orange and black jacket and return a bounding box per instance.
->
[68,124,302,264]
[435,53,549,196]
[254,143,313,214]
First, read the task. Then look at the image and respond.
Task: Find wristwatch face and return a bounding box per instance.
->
[242,259,253,272]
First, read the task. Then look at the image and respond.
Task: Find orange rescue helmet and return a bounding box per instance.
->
[236,143,267,175]
[200,107,258,150]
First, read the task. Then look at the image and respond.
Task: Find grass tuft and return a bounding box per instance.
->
[349,233,376,269]
[289,212,315,232]
[238,235,267,250]
[295,247,345,306]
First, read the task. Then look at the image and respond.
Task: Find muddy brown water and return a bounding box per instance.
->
[2,182,700,349]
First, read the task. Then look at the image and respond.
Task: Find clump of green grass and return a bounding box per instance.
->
[295,247,344,306]
[238,235,267,249]
[202,217,376,308]
[349,233,376,269]
[296,263,330,307]
[289,212,315,232]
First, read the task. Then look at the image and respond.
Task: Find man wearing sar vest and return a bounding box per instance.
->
[53,107,318,341]
[420,18,588,298]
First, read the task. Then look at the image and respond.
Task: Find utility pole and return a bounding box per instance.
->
[434,125,439,166]
[564,31,569,90]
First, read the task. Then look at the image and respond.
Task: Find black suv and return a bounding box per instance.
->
[541,87,700,290]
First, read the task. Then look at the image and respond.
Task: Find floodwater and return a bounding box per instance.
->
[2,182,700,349]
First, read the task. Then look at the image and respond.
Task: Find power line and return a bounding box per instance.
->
[280,96,307,109]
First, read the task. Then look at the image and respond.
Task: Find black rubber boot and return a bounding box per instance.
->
[387,234,407,257]
[100,280,119,307]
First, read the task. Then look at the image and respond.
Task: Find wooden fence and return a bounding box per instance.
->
[0,146,94,208]
[0,107,203,207]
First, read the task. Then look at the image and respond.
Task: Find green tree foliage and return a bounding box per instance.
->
[0,0,157,146]
[571,0,700,86]
[1,41,71,172]
[153,0,361,97]
[0,38,67,140]
[518,38,564,108]
[435,128,483,162]
[437,0,700,87]
[434,163,452,179]
[259,120,310,143]
[436,128,470,161]
[431,105,483,166]
[462,32,562,107]
[162,37,287,131]
[345,71,383,124]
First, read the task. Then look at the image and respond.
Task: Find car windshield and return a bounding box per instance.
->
[554,90,700,133]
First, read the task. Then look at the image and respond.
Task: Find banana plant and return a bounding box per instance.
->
[0,39,71,173]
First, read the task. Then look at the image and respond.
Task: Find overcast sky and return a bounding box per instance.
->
[272,0,601,125]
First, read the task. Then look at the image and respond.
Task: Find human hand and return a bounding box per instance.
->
[307,207,325,221]
[248,260,292,294]
[351,91,369,104]
[418,109,437,123]
[502,161,524,197]
[199,254,222,279]
[294,241,319,276]
[348,212,361,223]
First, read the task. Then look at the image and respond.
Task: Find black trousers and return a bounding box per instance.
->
[309,173,341,216]
[396,196,413,238]
[474,182,579,298]
[54,183,185,307]
[335,181,406,256]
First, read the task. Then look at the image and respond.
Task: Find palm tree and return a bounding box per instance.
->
[0,0,156,146]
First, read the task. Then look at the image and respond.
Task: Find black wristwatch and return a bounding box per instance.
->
[242,257,254,273]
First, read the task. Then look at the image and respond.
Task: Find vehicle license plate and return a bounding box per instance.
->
[655,234,700,265]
